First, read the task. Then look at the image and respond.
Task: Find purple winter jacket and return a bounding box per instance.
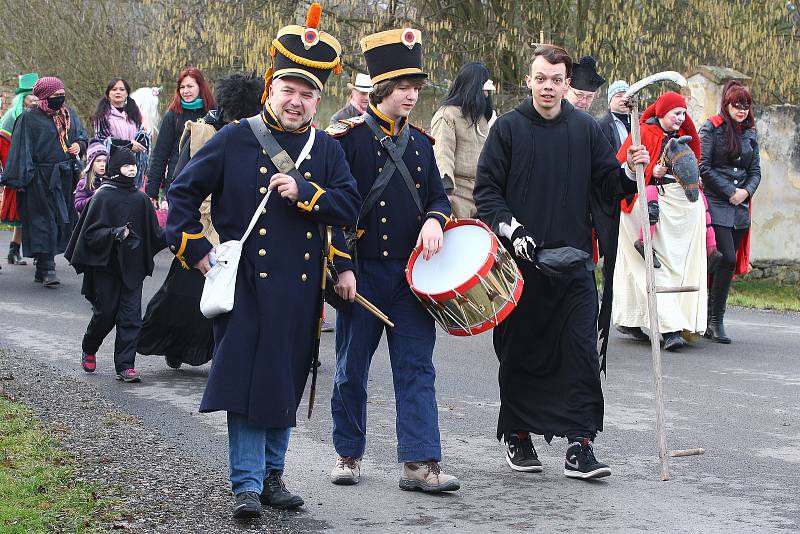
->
[73,175,104,213]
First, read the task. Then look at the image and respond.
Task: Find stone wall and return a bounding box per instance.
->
[750,105,800,262]
[0,83,14,117]
[740,259,800,284]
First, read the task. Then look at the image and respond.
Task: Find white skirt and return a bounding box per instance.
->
[612,182,707,334]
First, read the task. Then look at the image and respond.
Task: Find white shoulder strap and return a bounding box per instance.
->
[240,127,317,243]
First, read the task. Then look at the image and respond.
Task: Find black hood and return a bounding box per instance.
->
[515,97,575,125]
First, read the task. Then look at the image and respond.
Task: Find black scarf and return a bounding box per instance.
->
[102,174,136,191]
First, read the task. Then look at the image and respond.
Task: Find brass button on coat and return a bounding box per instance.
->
[258,249,266,256]
[259,166,268,174]
[305,154,311,160]
[261,208,267,215]
[379,201,386,207]
[381,217,387,223]
[313,205,320,211]
[258,228,266,236]
[383,234,388,240]
[259,186,267,194]
[259,272,268,278]
[306,232,313,239]
[169,245,176,251]
[382,251,389,257]
[415,183,421,189]
[304,253,310,261]
[301,274,308,282]
[304,172,311,179]
[262,149,267,155]
[417,166,422,172]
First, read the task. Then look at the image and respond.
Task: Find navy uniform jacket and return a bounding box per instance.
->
[166,116,360,429]
[327,105,451,273]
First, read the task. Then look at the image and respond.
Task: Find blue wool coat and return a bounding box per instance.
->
[166,118,360,428]
[327,105,451,273]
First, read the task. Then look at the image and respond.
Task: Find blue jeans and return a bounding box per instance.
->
[331,259,441,463]
[227,412,291,495]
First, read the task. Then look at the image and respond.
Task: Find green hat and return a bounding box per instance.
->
[16,73,39,95]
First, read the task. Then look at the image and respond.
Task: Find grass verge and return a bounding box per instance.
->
[0,395,120,533]
[595,270,799,312]
[729,278,800,312]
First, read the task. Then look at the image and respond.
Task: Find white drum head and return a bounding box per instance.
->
[411,224,492,294]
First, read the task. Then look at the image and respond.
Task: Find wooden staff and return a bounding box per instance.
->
[624,71,689,481]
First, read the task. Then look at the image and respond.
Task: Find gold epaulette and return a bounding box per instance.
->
[324,115,366,138]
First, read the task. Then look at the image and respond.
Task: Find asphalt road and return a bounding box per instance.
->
[1,232,798,533]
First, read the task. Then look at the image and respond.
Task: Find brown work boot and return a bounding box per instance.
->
[399,461,460,493]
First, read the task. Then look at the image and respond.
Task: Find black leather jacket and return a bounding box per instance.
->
[699,120,761,229]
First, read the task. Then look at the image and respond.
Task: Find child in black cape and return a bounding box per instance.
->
[65,146,166,382]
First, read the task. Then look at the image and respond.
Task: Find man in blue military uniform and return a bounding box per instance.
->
[166,4,360,519]
[326,28,459,493]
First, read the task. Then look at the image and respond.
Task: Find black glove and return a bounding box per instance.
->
[647,200,660,225]
[112,225,130,242]
[511,226,537,263]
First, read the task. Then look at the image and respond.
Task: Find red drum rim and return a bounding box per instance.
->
[405,218,498,301]
[444,275,524,336]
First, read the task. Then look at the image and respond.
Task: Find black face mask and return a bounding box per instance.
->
[47,95,65,110]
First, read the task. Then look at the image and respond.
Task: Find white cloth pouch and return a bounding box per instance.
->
[198,126,316,319]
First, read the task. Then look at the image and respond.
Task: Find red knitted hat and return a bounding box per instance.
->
[654,91,687,117]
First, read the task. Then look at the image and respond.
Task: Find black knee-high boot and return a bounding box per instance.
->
[706,268,733,344]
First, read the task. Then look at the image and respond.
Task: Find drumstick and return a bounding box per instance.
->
[326,271,394,328]
[355,293,395,328]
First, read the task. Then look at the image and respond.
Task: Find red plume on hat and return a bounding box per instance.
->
[306,3,321,28]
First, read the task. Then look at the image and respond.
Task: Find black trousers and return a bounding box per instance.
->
[712,225,748,273]
[82,270,142,372]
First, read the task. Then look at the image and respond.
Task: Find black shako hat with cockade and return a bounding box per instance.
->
[360,28,427,86]
[570,56,606,92]
[263,2,342,96]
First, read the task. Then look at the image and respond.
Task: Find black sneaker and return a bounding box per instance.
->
[564,438,611,479]
[505,433,543,472]
[260,471,304,510]
[232,491,261,519]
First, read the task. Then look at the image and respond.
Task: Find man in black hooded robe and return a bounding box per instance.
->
[474,45,649,480]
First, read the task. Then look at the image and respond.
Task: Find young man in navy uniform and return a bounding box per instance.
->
[326,28,459,493]
[166,5,360,519]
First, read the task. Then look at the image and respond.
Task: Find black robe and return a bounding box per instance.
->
[65,182,166,300]
[137,111,224,366]
[1,107,87,256]
[474,98,636,442]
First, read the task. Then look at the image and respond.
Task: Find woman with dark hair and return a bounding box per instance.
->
[145,67,215,204]
[431,61,493,219]
[91,78,151,187]
[699,81,761,344]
